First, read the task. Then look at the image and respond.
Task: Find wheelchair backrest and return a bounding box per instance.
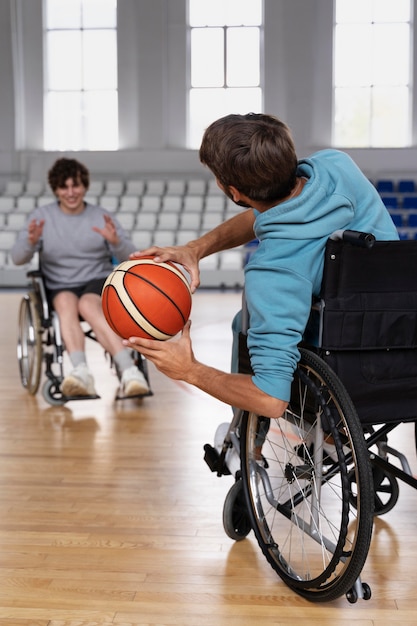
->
[319,237,417,424]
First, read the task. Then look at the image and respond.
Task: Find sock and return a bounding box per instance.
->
[113,349,134,376]
[69,351,87,368]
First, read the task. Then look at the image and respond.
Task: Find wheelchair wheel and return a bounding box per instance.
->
[17,293,43,395]
[240,348,374,603]
[222,477,252,541]
[348,461,399,516]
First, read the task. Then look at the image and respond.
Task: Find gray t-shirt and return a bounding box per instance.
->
[11,202,136,290]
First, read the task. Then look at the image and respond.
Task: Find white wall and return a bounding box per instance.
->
[0,0,416,185]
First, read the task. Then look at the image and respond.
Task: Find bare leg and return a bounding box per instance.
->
[52,291,86,353]
[78,292,126,356]
[53,291,95,396]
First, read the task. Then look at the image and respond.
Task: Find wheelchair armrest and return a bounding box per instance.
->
[330,229,375,248]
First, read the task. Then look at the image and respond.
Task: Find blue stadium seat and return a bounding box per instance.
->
[398,180,416,194]
[376,179,395,193]
[403,196,417,210]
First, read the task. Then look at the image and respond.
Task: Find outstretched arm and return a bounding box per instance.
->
[131,208,256,292]
[124,321,287,419]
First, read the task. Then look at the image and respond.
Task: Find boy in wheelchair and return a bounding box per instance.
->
[11,157,149,399]
[122,113,397,426]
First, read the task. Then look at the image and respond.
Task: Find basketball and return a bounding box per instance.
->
[101,257,192,340]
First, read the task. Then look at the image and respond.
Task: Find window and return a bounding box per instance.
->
[44,0,118,151]
[333,0,412,147]
[188,0,263,149]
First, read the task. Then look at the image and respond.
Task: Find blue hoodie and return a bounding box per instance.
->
[244,149,398,402]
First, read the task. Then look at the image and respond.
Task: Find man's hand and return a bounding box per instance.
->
[92,214,120,246]
[130,244,201,292]
[123,320,196,380]
[27,218,45,246]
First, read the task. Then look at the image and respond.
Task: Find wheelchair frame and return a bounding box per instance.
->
[204,230,417,603]
[17,269,152,405]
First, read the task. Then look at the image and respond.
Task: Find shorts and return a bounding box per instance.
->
[47,277,106,306]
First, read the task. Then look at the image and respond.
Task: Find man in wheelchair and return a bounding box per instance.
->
[11,157,149,399]
[123,113,397,420]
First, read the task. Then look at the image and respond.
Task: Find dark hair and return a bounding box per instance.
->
[199,113,298,203]
[48,158,90,192]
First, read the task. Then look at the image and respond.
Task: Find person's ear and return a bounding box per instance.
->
[228,185,242,202]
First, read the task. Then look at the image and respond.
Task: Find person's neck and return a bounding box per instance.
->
[254,176,307,213]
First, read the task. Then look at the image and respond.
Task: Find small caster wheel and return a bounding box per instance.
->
[346,587,358,604]
[362,582,372,600]
[42,378,66,406]
[222,478,251,541]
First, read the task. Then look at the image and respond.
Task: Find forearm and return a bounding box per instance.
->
[185,361,287,419]
[187,208,256,260]
[10,236,37,265]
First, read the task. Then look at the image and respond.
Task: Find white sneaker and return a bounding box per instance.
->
[214,422,241,477]
[121,365,149,397]
[61,364,96,397]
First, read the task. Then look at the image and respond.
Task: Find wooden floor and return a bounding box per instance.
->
[0,289,417,625]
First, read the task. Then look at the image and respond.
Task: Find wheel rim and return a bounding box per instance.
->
[17,295,43,394]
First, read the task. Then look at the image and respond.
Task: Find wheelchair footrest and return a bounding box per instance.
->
[203,443,231,476]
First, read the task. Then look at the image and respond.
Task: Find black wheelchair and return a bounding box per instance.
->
[17,269,152,405]
[204,230,417,603]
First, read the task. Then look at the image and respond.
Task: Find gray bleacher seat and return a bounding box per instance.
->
[119,196,140,212]
[105,180,124,195]
[166,180,186,195]
[145,180,166,195]
[180,212,201,230]
[3,181,24,197]
[37,195,55,207]
[125,180,146,196]
[158,213,180,230]
[99,195,119,211]
[136,212,158,229]
[24,181,44,196]
[176,230,198,245]
[6,213,27,231]
[201,211,223,230]
[0,231,18,250]
[16,196,37,212]
[153,230,176,246]
[117,213,136,230]
[205,196,225,211]
[187,179,207,195]
[0,197,15,213]
[141,196,161,212]
[88,181,105,196]
[85,195,98,205]
[131,230,153,248]
[219,250,244,270]
[183,196,204,212]
[161,196,183,212]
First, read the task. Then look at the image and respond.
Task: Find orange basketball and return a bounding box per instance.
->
[101,257,192,340]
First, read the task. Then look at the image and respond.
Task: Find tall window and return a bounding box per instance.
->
[333,0,412,147]
[188,0,263,149]
[44,0,118,151]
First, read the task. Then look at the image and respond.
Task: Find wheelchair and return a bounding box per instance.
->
[17,269,152,405]
[204,230,417,603]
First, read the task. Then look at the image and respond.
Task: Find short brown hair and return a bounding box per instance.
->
[199,113,298,203]
[48,158,90,192]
